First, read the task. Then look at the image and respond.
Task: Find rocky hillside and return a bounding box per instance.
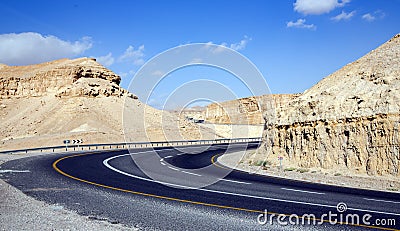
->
[0,58,133,98]
[0,58,216,150]
[205,94,299,125]
[259,34,400,176]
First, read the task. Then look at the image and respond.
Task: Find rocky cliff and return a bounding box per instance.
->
[205,94,299,125]
[0,58,217,150]
[260,34,400,176]
[0,57,133,98]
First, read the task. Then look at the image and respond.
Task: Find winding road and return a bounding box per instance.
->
[1,143,399,230]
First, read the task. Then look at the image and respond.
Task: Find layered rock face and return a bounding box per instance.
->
[0,58,130,98]
[205,94,298,125]
[0,58,217,150]
[261,34,400,176]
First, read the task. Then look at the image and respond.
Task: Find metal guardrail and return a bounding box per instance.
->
[0,137,262,155]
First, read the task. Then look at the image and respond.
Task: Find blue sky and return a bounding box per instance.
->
[0,0,399,109]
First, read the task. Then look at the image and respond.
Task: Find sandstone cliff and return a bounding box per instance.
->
[0,58,216,150]
[205,94,299,125]
[260,34,400,176]
[0,58,132,98]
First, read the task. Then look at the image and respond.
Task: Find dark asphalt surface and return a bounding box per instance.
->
[1,143,399,230]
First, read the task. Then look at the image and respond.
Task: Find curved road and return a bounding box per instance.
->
[1,143,399,230]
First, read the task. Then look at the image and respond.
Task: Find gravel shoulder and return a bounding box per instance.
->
[218,150,400,193]
[0,152,136,231]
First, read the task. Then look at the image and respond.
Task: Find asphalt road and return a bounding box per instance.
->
[1,143,399,230]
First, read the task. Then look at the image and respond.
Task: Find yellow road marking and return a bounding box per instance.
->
[52,152,398,231]
[211,154,231,170]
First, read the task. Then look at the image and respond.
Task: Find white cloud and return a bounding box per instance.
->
[287,19,316,30]
[230,36,251,51]
[362,13,375,22]
[362,11,385,22]
[96,52,114,67]
[0,32,92,65]
[205,36,252,53]
[331,10,356,21]
[212,44,227,53]
[294,0,350,15]
[98,45,146,68]
[118,45,145,66]
[119,69,136,78]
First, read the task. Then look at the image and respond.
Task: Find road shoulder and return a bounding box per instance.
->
[0,152,135,230]
[217,150,400,193]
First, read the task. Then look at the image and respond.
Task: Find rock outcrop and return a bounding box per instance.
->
[260,34,400,176]
[0,58,217,150]
[0,58,131,98]
[205,94,299,125]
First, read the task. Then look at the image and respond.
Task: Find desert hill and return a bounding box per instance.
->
[205,94,299,125]
[258,33,400,176]
[0,58,217,151]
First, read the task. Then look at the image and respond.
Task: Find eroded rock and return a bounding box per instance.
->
[0,57,138,99]
[205,94,299,125]
[260,33,400,176]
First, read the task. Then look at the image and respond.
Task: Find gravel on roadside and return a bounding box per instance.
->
[218,150,400,193]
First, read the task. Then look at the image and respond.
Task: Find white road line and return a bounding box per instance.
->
[160,162,166,166]
[177,153,185,156]
[0,170,30,173]
[164,156,173,159]
[281,187,325,195]
[103,153,400,217]
[167,166,179,171]
[220,178,251,185]
[160,158,164,162]
[181,171,202,176]
[364,198,400,204]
